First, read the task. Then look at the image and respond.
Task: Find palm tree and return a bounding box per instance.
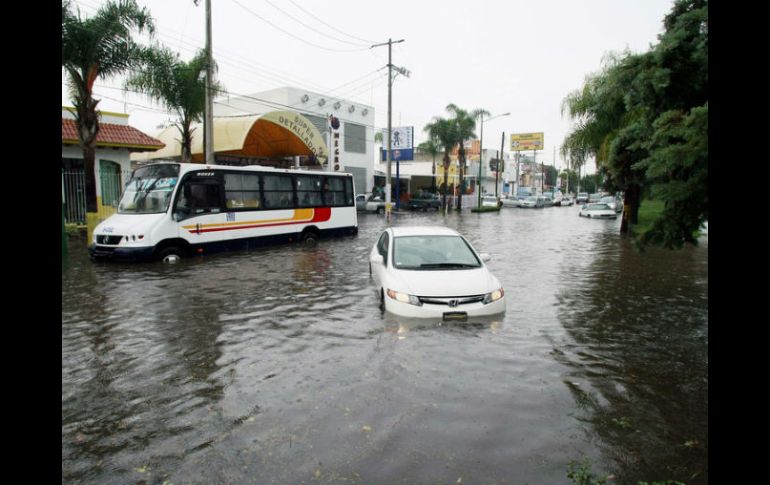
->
[423,118,456,210]
[125,48,223,163]
[446,104,479,210]
[62,0,155,232]
[417,139,440,193]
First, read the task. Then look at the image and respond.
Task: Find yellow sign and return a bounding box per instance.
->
[435,161,461,186]
[510,132,544,151]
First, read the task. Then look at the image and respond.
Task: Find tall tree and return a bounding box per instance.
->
[417,138,441,193]
[446,104,480,210]
[424,117,456,210]
[561,0,707,248]
[125,48,223,163]
[62,0,155,225]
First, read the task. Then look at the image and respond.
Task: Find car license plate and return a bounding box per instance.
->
[443,311,468,321]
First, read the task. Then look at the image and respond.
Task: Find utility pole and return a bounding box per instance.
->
[566,156,570,196]
[515,151,520,197]
[497,132,504,198]
[477,112,485,208]
[204,0,214,164]
[477,112,509,206]
[371,38,405,220]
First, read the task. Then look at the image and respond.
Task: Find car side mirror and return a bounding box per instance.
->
[480,253,491,262]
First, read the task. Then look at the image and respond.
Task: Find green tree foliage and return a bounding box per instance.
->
[423,117,456,209]
[125,48,224,163]
[417,139,441,192]
[62,0,155,213]
[561,0,707,249]
[446,104,482,210]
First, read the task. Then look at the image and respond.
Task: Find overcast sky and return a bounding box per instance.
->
[62,0,675,173]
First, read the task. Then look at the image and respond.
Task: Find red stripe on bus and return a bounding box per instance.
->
[311,207,332,222]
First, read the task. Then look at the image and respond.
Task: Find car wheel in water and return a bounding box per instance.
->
[377,207,385,215]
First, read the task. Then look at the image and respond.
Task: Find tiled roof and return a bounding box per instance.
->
[62,118,165,152]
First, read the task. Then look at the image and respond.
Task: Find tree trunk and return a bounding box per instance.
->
[76,97,100,214]
[443,158,450,210]
[431,155,436,193]
[457,148,465,211]
[620,183,641,234]
[178,122,194,163]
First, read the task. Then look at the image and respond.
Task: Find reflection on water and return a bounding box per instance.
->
[63,207,707,484]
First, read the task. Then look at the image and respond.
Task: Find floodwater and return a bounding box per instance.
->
[62,205,708,484]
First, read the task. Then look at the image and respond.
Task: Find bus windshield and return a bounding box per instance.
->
[118,164,180,214]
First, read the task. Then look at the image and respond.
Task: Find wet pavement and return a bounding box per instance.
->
[62,204,708,484]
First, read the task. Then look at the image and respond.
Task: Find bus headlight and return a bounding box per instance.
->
[387,289,422,306]
[483,288,504,304]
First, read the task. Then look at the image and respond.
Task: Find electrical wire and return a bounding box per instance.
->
[230,0,370,53]
[286,0,375,45]
[259,0,369,47]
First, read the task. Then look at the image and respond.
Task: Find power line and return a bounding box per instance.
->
[230,0,370,53]
[259,0,369,47]
[286,0,375,45]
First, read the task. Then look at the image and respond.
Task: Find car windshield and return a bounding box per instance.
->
[393,235,481,270]
[118,164,180,214]
[600,196,615,203]
[588,203,610,210]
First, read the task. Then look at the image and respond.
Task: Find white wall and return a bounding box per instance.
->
[215,86,375,193]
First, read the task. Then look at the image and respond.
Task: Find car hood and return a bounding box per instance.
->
[392,267,500,297]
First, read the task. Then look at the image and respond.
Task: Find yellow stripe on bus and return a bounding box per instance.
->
[182,208,314,231]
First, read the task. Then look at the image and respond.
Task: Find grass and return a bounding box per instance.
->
[630,199,664,235]
[65,223,87,238]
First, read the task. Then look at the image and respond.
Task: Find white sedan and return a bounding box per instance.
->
[369,226,506,319]
[579,203,618,219]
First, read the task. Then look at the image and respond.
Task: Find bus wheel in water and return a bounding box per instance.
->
[301,231,319,246]
[157,246,182,263]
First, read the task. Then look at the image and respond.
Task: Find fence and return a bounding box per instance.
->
[62,169,133,224]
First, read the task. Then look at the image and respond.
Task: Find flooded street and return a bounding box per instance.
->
[62,205,708,484]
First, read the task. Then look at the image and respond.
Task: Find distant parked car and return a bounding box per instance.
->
[519,196,544,208]
[481,196,501,208]
[540,194,554,207]
[560,195,574,206]
[551,192,564,206]
[407,192,441,211]
[600,196,622,213]
[579,203,617,219]
[588,193,603,204]
[576,192,589,204]
[364,195,387,214]
[355,194,368,211]
[500,195,521,208]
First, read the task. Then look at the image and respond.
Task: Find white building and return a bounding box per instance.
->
[215,87,375,195]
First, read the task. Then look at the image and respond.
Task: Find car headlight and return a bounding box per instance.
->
[483,288,504,304]
[387,289,422,306]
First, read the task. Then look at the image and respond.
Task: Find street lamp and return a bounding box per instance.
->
[477,112,510,208]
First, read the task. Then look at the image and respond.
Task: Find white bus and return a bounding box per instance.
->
[89,162,358,262]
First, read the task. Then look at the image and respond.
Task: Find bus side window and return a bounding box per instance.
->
[177,183,222,215]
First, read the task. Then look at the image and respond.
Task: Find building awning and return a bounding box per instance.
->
[62,119,165,152]
[131,111,328,163]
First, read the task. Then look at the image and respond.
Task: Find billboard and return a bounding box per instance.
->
[381,126,414,161]
[451,139,480,157]
[510,132,544,151]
